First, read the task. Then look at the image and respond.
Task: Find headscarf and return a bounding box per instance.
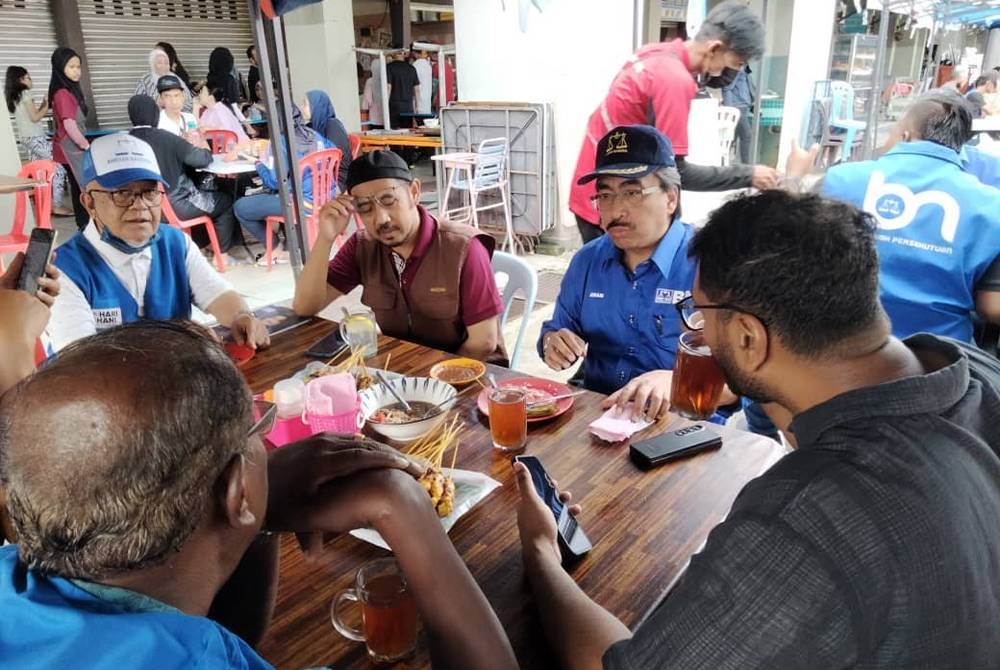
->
[290,103,316,157]
[155,41,191,87]
[207,47,240,106]
[48,47,88,115]
[305,89,335,138]
[128,94,160,127]
[148,48,170,80]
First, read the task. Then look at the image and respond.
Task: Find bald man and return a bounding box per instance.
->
[0,321,516,668]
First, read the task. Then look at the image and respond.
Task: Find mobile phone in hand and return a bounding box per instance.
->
[16,228,56,295]
[514,455,592,561]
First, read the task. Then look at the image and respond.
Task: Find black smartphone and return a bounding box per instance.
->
[514,455,592,561]
[304,330,349,359]
[629,423,722,470]
[15,228,56,295]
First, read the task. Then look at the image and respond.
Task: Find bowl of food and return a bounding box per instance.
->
[429,358,486,387]
[360,376,458,441]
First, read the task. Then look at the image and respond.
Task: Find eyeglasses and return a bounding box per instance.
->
[354,187,400,215]
[590,185,663,211]
[247,400,277,438]
[87,188,163,209]
[674,295,767,331]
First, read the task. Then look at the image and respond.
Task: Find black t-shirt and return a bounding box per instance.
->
[605,335,1000,669]
[129,127,211,201]
[386,61,419,104]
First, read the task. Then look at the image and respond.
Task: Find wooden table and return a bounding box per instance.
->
[0,175,39,195]
[358,131,443,152]
[247,319,784,670]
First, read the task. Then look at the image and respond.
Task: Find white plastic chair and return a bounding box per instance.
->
[717,106,741,166]
[491,251,537,370]
[443,137,516,251]
[828,80,867,162]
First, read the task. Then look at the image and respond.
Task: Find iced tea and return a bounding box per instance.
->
[331,558,418,662]
[670,331,726,420]
[488,388,528,451]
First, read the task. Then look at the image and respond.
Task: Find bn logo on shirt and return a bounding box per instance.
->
[863,171,960,243]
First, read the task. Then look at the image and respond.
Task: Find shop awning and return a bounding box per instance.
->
[884,0,1000,29]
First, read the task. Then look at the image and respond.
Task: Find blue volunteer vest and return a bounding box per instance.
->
[55,225,193,329]
[823,140,1000,342]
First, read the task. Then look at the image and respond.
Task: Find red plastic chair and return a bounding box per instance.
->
[159,189,226,273]
[261,147,342,271]
[201,128,239,155]
[0,160,57,272]
[348,133,362,159]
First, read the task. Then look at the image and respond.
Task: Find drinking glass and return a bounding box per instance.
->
[488,388,527,451]
[339,308,378,359]
[331,558,418,662]
[669,331,726,420]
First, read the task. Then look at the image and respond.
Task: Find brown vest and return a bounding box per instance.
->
[357,219,508,363]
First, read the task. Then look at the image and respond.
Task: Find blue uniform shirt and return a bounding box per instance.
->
[823,140,1000,342]
[538,221,696,395]
[961,144,1000,189]
[0,545,273,669]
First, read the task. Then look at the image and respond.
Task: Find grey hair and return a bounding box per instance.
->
[0,321,253,579]
[654,166,682,193]
[695,1,765,60]
[904,90,973,152]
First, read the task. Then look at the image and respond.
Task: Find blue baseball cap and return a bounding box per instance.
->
[577,124,677,184]
[81,133,168,189]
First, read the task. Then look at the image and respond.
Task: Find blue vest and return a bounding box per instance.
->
[823,140,1000,342]
[55,225,193,330]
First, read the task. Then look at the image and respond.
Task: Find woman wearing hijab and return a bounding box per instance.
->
[234,104,333,265]
[207,47,256,138]
[303,89,352,190]
[48,47,91,230]
[155,41,191,88]
[134,48,192,111]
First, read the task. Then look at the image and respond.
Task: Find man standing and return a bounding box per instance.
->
[293,150,506,362]
[385,50,420,130]
[721,64,754,164]
[412,45,433,115]
[0,321,517,669]
[47,133,268,351]
[539,125,694,417]
[155,74,197,138]
[569,0,780,244]
[819,91,1000,342]
[518,190,1000,668]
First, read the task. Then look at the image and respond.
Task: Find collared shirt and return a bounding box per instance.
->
[538,220,695,395]
[48,222,232,351]
[605,334,1000,669]
[325,205,502,327]
[157,110,197,136]
[822,140,1000,342]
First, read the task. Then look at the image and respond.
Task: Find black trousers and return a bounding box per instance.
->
[171,191,240,252]
[64,164,89,231]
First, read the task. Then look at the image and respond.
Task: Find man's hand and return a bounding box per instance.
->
[751,165,781,190]
[231,312,270,349]
[783,139,821,180]
[602,369,673,420]
[542,328,587,371]
[316,193,356,244]
[265,433,423,534]
[514,461,581,568]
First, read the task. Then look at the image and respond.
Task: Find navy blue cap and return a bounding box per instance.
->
[577,124,676,184]
[156,74,184,93]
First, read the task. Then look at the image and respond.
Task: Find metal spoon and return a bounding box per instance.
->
[487,372,499,389]
[375,370,412,412]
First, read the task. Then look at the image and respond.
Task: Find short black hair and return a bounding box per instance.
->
[695,0,765,60]
[689,191,883,358]
[974,73,996,89]
[246,45,256,60]
[904,90,973,151]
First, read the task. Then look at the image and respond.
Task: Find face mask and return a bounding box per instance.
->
[702,67,740,89]
[99,222,159,254]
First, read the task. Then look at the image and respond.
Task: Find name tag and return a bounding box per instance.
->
[429,286,448,294]
[93,307,123,329]
[588,292,605,299]
[655,289,688,304]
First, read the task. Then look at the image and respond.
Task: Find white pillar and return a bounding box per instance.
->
[777,0,837,167]
[283,0,362,132]
[453,0,636,228]
[984,28,1000,71]
[0,111,22,232]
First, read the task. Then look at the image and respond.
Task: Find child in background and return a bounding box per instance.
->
[4,66,70,215]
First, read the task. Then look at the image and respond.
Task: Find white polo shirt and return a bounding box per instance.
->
[48,222,233,351]
[158,110,198,136]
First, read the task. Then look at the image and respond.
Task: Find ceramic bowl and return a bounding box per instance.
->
[429,358,486,387]
[360,376,457,442]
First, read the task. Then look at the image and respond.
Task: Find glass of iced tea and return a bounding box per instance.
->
[331,558,418,662]
[488,387,528,451]
[669,331,726,420]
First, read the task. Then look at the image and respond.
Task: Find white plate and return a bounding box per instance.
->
[350,468,501,550]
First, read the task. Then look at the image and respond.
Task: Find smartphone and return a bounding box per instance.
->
[304,330,349,359]
[629,423,722,470]
[15,228,56,295]
[514,455,592,561]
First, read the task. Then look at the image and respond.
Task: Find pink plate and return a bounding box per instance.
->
[476,377,575,423]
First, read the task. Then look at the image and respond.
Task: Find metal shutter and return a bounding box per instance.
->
[0,0,59,161]
[76,0,255,129]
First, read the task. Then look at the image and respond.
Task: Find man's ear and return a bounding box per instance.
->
[408,178,421,203]
[665,188,679,217]
[80,190,95,215]
[218,453,257,529]
[732,311,770,372]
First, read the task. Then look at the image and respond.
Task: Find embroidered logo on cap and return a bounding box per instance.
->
[605,130,629,155]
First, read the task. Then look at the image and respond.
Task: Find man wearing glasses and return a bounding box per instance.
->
[294,150,506,362]
[48,134,269,351]
[539,125,701,419]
